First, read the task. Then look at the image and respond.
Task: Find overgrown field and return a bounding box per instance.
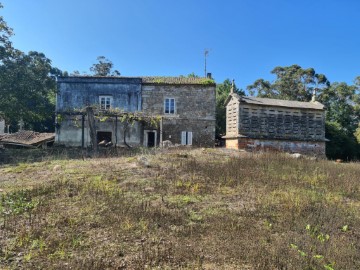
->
[0,148,359,269]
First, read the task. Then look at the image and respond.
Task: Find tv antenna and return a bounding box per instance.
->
[204,49,210,77]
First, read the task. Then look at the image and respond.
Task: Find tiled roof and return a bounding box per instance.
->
[0,131,55,147]
[228,94,325,110]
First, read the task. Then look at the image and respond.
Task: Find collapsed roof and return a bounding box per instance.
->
[0,131,55,148]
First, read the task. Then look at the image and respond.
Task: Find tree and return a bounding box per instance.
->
[0,3,13,62]
[247,64,330,101]
[90,56,120,76]
[0,4,61,132]
[187,72,200,78]
[321,82,359,135]
[216,79,245,138]
[0,51,60,131]
[325,121,359,160]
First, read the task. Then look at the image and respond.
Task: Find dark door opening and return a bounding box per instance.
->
[147,131,155,147]
[97,131,112,146]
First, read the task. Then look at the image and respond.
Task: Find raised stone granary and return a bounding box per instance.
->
[223,91,327,156]
[55,76,216,148]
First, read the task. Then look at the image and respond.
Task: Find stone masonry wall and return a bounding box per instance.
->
[142,84,216,147]
[226,137,325,157]
[161,118,215,147]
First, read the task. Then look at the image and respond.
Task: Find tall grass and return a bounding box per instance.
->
[0,149,359,269]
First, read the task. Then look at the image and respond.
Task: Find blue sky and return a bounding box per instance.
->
[2,0,360,90]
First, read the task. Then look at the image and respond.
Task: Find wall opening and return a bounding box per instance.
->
[143,130,157,147]
[97,131,112,146]
[147,131,155,147]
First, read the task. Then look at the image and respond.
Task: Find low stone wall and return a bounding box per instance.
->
[226,137,325,157]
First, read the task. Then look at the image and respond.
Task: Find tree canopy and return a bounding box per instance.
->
[90,56,120,76]
[247,64,330,101]
[0,3,61,132]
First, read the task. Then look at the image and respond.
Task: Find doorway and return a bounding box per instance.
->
[144,130,157,147]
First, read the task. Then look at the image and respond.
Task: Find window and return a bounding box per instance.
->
[99,96,112,110]
[181,131,193,145]
[164,98,175,114]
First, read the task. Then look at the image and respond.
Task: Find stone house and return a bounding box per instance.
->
[223,89,326,156]
[55,76,216,148]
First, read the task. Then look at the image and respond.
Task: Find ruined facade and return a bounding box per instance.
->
[224,93,326,156]
[55,76,216,148]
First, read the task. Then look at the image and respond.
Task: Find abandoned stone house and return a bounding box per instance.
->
[55,76,216,148]
[223,88,326,156]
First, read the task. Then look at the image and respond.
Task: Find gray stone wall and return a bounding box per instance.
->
[142,84,216,147]
[56,77,142,112]
[142,84,216,120]
[161,118,215,147]
[226,137,326,157]
[239,104,325,141]
[55,78,216,148]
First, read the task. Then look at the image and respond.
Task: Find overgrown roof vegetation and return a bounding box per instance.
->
[141,76,215,85]
[0,148,359,269]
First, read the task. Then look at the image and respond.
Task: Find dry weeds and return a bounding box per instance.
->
[0,148,359,269]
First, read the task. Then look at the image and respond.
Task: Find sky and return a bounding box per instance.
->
[1,0,360,91]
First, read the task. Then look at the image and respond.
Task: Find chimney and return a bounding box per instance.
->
[206,73,212,79]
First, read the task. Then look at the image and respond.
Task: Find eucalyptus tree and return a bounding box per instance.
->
[90,56,120,76]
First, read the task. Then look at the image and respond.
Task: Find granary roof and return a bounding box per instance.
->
[226,93,325,110]
[57,76,215,85]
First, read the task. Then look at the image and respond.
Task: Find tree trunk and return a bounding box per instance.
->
[123,121,131,148]
[86,106,98,155]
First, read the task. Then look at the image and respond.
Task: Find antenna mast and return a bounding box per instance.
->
[204,49,209,77]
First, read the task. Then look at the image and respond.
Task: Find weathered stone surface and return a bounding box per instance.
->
[224,94,326,156]
[55,77,216,148]
[56,77,142,112]
[226,137,326,157]
[142,84,216,147]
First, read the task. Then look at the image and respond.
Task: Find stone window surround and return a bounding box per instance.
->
[99,95,113,110]
[164,97,176,114]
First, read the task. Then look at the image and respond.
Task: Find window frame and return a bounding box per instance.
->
[99,95,113,110]
[164,98,176,114]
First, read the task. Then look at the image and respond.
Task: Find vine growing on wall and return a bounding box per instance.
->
[56,105,162,150]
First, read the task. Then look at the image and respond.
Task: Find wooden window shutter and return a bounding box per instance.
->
[187,132,193,145]
[181,131,187,145]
